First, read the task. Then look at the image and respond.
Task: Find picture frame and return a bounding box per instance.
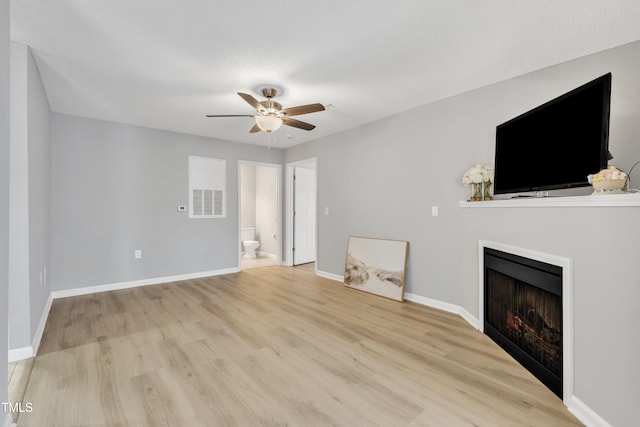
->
[344,236,409,302]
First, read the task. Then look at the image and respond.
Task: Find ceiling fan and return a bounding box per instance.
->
[206,88,325,133]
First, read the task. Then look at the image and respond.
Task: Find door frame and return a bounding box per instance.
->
[238,160,283,269]
[285,157,318,267]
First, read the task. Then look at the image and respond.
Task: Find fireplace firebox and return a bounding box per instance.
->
[484,247,562,398]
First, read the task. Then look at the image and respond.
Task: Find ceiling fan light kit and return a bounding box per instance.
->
[255,115,283,132]
[206,87,325,134]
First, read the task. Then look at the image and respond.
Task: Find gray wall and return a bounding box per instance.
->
[27,43,51,343]
[285,41,640,426]
[9,42,51,351]
[1,0,10,411]
[50,113,284,290]
[9,42,30,349]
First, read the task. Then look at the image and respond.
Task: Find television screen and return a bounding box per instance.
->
[493,73,611,195]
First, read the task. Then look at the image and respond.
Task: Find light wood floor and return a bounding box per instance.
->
[7,356,35,423]
[17,266,582,426]
[241,255,278,270]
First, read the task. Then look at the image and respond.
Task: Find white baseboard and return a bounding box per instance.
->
[51,267,241,299]
[315,272,483,331]
[316,270,344,282]
[314,272,482,329]
[568,396,613,427]
[458,306,480,330]
[8,291,54,362]
[404,292,459,313]
[8,346,32,363]
[7,268,240,362]
[31,292,53,355]
[403,292,480,329]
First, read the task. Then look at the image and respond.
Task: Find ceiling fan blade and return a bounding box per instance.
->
[249,123,261,133]
[238,92,265,112]
[281,103,325,117]
[205,114,254,118]
[282,117,316,131]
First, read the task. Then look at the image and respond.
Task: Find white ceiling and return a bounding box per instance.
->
[9,0,640,148]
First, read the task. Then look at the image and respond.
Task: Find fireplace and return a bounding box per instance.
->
[484,247,563,398]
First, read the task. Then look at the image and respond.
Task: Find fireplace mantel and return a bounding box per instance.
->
[459,192,640,208]
[461,202,638,427]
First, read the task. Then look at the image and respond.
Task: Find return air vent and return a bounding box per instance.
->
[188,156,226,218]
[213,190,223,216]
[192,189,219,216]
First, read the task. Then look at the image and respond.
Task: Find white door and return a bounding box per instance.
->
[293,167,316,265]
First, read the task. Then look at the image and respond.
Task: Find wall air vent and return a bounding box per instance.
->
[213,190,223,216]
[188,156,226,218]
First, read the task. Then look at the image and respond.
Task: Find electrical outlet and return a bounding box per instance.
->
[135,250,142,259]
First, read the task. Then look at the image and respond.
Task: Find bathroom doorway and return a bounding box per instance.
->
[238,161,282,270]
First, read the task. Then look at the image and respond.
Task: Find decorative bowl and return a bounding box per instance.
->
[592,178,626,192]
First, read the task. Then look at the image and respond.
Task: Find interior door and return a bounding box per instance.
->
[293,167,316,265]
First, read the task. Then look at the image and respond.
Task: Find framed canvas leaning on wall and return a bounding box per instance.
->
[344,236,409,302]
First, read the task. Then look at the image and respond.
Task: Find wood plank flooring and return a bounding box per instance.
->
[7,357,35,423]
[17,266,582,426]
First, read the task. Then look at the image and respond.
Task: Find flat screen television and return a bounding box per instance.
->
[493,73,612,196]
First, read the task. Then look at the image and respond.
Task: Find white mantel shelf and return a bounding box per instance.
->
[459,192,640,208]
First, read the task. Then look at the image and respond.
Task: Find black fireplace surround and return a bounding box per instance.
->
[484,248,563,398]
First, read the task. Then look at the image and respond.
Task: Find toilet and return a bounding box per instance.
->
[240,227,260,258]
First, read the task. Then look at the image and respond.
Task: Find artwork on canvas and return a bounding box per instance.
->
[344,236,409,302]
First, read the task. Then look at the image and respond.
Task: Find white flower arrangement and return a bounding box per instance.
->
[462,163,494,185]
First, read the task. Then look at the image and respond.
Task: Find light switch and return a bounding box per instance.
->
[431,206,439,217]
[324,207,329,215]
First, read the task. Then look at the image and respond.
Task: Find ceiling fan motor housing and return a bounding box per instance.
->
[259,99,282,115]
[261,87,278,99]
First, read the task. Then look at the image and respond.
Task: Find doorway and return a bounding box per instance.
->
[286,158,317,267]
[238,161,282,270]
